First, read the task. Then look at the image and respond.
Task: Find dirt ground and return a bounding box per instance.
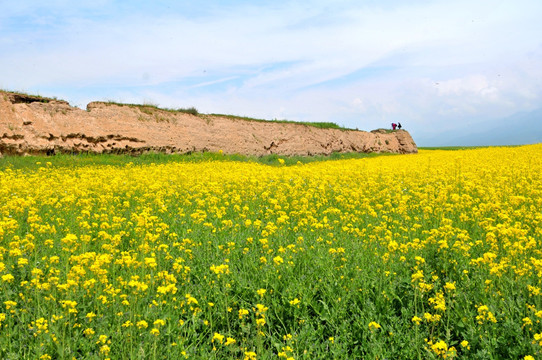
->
[0,91,417,156]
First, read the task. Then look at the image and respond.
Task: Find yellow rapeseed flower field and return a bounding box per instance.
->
[0,145,541,359]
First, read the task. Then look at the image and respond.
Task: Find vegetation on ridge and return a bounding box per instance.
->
[208,113,353,131]
[101,100,354,130]
[2,89,360,131]
[100,101,199,116]
[0,89,63,103]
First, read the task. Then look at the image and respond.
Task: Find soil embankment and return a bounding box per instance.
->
[0,91,417,156]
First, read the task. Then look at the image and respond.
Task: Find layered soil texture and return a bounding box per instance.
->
[0,91,417,156]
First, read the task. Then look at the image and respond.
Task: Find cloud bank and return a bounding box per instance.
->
[1,0,541,145]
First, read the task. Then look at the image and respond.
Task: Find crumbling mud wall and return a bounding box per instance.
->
[0,91,418,156]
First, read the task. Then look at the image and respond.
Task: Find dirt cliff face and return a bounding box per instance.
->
[0,91,417,156]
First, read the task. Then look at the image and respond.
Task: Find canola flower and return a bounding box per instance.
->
[0,145,541,358]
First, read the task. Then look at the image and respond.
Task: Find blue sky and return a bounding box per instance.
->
[1,0,541,146]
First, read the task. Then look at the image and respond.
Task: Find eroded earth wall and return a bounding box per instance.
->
[0,92,418,156]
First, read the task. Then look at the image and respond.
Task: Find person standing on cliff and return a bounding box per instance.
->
[392,123,397,130]
[398,122,402,129]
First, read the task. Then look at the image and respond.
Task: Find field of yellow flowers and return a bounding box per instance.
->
[1,145,541,359]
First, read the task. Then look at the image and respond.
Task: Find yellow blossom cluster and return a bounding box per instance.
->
[0,145,541,358]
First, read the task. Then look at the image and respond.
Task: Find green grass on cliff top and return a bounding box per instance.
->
[102,100,355,131]
[1,89,357,131]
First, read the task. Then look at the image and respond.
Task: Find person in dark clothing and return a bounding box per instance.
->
[397,122,402,129]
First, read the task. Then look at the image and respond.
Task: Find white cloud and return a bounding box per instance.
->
[1,0,541,145]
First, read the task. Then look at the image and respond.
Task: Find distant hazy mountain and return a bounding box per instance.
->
[424,108,542,147]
